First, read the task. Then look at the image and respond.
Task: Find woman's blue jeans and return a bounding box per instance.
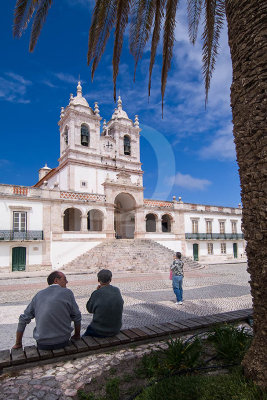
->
[172,275,183,302]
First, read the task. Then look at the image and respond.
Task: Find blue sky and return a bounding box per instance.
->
[0,1,241,207]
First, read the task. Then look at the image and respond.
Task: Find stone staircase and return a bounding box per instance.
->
[62,239,203,273]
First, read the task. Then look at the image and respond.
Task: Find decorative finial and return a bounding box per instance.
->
[134,115,139,127]
[77,81,82,97]
[103,119,107,129]
[60,107,65,118]
[117,96,122,109]
[94,102,100,116]
[69,93,74,105]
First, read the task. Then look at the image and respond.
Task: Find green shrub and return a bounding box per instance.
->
[207,325,252,364]
[136,337,202,379]
[77,390,98,400]
[162,337,202,374]
[105,377,120,400]
[135,350,162,379]
[135,369,267,400]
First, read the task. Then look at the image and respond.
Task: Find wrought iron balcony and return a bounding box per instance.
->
[185,233,244,240]
[0,230,43,241]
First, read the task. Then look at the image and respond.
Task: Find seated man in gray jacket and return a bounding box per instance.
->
[13,271,81,350]
[84,269,124,337]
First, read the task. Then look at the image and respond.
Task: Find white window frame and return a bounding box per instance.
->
[192,219,198,234]
[207,243,213,255]
[13,211,27,232]
[206,220,212,234]
[219,221,225,234]
[221,243,226,254]
[231,220,237,234]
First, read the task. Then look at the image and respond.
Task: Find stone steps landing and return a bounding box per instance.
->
[63,239,203,273]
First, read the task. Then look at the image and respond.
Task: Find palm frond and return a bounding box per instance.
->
[88,0,117,81]
[187,0,203,44]
[29,0,53,52]
[113,0,132,101]
[202,0,225,105]
[161,0,178,115]
[148,0,166,97]
[13,0,39,38]
[130,0,156,81]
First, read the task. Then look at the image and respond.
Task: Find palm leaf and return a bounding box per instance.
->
[202,0,225,105]
[161,0,178,115]
[88,0,117,81]
[187,0,203,44]
[130,0,156,80]
[148,0,166,97]
[112,0,132,101]
[29,0,53,52]
[13,0,39,38]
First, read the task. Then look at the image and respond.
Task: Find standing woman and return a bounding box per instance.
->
[170,252,184,305]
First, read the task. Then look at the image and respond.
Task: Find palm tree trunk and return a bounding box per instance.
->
[225,0,267,388]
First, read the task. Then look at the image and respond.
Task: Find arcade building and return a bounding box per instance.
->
[0,82,245,272]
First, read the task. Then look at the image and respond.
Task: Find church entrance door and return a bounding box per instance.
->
[114,193,136,239]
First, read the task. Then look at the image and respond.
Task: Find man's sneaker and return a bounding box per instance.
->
[178,301,183,305]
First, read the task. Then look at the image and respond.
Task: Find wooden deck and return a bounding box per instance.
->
[0,308,252,372]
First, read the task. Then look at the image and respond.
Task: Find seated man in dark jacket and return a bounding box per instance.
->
[84,269,124,337]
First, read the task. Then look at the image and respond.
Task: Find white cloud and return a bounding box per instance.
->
[199,124,235,161]
[0,73,31,104]
[169,172,211,190]
[41,80,58,88]
[5,72,32,86]
[53,72,79,84]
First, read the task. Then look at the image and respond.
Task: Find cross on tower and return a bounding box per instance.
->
[106,141,113,149]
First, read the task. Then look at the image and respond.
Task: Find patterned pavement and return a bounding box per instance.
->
[0,262,252,351]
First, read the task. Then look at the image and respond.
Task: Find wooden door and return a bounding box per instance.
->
[12,247,26,271]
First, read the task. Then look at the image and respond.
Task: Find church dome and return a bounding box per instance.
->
[111,97,132,124]
[71,81,90,108]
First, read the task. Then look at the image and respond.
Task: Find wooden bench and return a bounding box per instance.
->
[0,308,252,372]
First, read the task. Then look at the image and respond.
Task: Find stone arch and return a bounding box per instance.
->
[145,213,157,232]
[114,192,136,238]
[81,123,90,147]
[87,209,104,231]
[63,207,82,231]
[161,213,172,233]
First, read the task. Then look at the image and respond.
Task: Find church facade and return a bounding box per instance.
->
[0,83,245,272]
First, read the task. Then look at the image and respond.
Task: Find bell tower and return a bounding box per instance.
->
[58,81,102,164]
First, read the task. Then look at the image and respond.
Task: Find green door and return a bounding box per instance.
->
[12,247,26,271]
[233,243,238,258]
[193,243,199,261]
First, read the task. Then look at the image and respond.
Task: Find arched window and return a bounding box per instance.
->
[146,214,156,232]
[63,208,81,231]
[64,126,68,145]
[87,210,103,231]
[124,135,131,155]
[162,214,171,232]
[81,124,89,147]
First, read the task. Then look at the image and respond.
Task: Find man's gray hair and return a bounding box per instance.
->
[97,269,112,283]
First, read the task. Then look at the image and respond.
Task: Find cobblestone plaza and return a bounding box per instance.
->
[0,262,251,351]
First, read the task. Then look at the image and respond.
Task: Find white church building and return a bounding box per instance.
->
[0,82,245,272]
